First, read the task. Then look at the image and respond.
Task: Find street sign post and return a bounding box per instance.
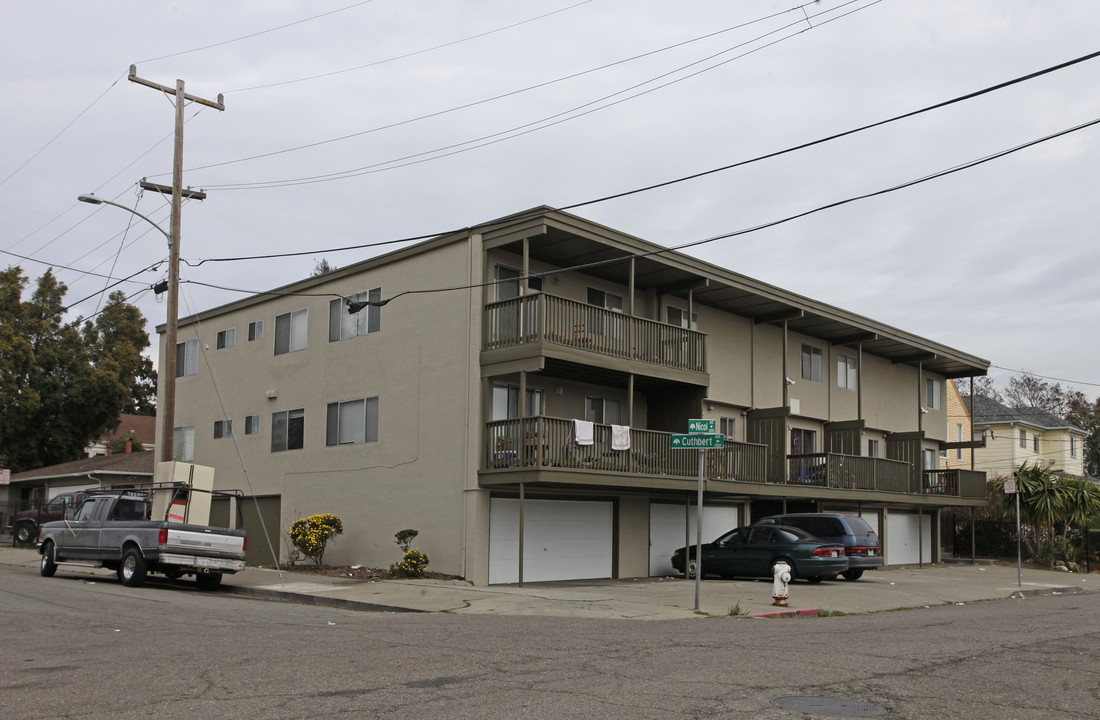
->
[672,424,725,610]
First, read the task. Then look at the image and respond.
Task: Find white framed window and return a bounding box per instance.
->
[214,419,232,439]
[666,306,698,330]
[491,384,543,421]
[244,414,260,436]
[326,397,379,446]
[175,339,198,378]
[216,328,235,349]
[867,439,880,458]
[956,423,965,461]
[1033,435,1040,453]
[801,344,822,383]
[329,287,381,342]
[585,396,622,425]
[173,425,195,462]
[837,354,857,390]
[925,378,941,410]
[1071,436,1078,458]
[1019,429,1027,449]
[719,416,736,440]
[248,321,263,342]
[271,408,305,452]
[274,309,308,355]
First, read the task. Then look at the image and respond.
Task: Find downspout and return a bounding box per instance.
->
[782,320,789,407]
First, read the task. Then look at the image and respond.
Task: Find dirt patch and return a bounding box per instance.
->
[283,564,463,582]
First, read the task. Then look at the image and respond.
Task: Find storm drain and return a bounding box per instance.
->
[772,696,886,717]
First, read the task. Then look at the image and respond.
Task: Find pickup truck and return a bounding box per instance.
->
[9,491,89,545]
[37,488,247,590]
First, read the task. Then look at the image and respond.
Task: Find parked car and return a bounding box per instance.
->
[753,513,882,581]
[9,491,89,546]
[671,524,847,583]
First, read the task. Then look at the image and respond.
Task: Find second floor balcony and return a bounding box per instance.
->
[484,293,706,376]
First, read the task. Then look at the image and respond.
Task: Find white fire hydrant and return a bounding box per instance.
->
[772,560,792,607]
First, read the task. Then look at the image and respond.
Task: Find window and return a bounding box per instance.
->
[585,396,622,425]
[587,288,623,312]
[1071,436,1078,458]
[790,428,816,454]
[271,408,305,452]
[801,344,822,383]
[248,321,263,342]
[922,448,937,470]
[274,309,308,355]
[1019,429,1027,449]
[213,419,232,439]
[491,384,543,421]
[925,378,941,410]
[216,328,235,349]
[329,288,381,342]
[957,423,965,461]
[245,414,260,435]
[720,416,736,440]
[173,425,195,462]
[175,339,198,377]
[1033,435,1040,453]
[837,354,857,390]
[587,288,624,337]
[494,264,542,301]
[666,306,698,330]
[326,397,379,446]
[867,439,880,458]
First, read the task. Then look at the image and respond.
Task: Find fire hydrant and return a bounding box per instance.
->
[772,560,792,607]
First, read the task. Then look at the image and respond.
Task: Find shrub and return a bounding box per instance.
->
[395,529,419,553]
[289,513,343,566]
[390,549,429,578]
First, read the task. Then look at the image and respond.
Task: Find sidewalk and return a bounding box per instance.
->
[3,545,1092,620]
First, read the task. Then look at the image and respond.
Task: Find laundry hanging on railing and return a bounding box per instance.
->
[611,425,631,451]
[574,419,594,446]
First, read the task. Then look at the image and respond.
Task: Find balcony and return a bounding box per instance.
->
[922,469,988,499]
[485,417,765,482]
[484,293,706,375]
[787,453,912,494]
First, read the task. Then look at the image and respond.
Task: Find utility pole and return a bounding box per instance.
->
[128,65,225,463]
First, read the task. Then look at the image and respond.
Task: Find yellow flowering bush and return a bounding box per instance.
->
[390,549,429,578]
[289,513,343,566]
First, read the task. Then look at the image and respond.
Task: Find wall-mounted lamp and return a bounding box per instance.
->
[919,407,929,415]
[784,377,795,386]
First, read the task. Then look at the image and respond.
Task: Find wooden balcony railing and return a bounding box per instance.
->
[787,453,914,494]
[922,469,988,499]
[484,293,706,374]
[485,417,765,482]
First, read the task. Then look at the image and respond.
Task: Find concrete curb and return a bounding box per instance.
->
[748,608,820,618]
[220,584,428,614]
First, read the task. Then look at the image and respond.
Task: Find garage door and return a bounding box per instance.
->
[489,498,613,584]
[885,512,931,566]
[649,503,739,577]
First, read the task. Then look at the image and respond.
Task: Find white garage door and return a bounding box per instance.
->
[885,512,932,565]
[649,503,739,577]
[489,498,613,584]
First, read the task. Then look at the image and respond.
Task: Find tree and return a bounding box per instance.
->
[83,290,157,416]
[1065,397,1100,479]
[0,267,155,472]
[1002,371,1088,418]
[311,258,337,276]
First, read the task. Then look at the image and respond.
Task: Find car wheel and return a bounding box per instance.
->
[842,569,864,581]
[771,557,796,580]
[195,572,223,591]
[39,541,58,577]
[806,576,824,584]
[119,547,147,587]
[685,559,698,579]
[14,523,34,545]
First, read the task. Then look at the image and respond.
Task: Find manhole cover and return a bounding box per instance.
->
[772,696,886,717]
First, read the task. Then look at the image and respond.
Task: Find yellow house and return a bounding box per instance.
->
[963,394,1087,478]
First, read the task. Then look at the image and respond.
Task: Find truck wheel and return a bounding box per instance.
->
[39,541,58,577]
[195,572,223,591]
[14,523,34,545]
[163,568,184,580]
[119,547,147,587]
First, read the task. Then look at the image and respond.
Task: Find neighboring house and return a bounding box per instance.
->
[1,452,155,532]
[944,380,976,471]
[963,394,1088,478]
[85,414,157,458]
[157,207,991,583]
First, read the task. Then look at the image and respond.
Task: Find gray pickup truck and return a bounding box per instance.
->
[37,488,247,590]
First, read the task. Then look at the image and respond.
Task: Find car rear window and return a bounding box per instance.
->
[787,517,844,538]
[845,515,877,537]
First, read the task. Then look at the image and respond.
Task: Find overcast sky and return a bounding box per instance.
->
[2,0,1098,400]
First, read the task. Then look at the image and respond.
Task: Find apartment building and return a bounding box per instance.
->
[159,207,990,584]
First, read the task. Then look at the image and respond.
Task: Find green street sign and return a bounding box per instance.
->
[688,418,715,434]
[671,433,724,449]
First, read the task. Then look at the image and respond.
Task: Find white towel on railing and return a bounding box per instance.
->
[611,424,631,451]
[574,419,594,446]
